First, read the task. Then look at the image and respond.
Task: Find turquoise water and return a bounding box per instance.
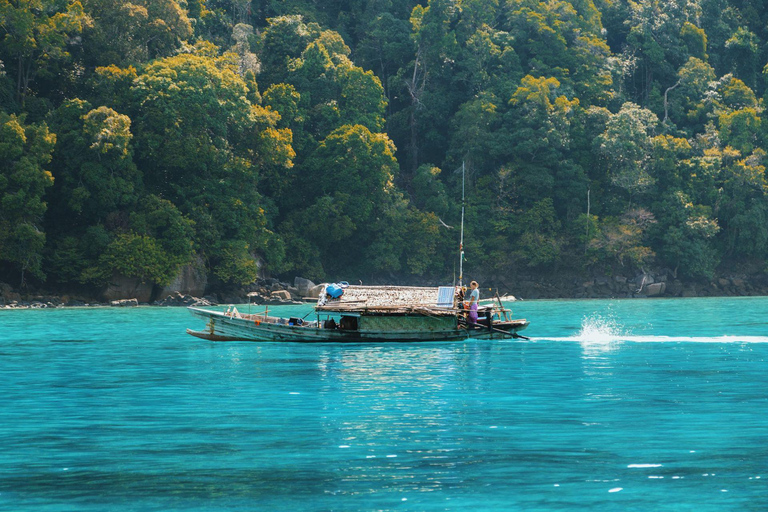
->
[1,298,767,511]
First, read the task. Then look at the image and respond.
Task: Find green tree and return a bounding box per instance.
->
[0,112,55,284]
[680,21,708,61]
[355,12,413,112]
[285,124,400,276]
[284,28,387,141]
[720,76,757,110]
[213,239,262,285]
[667,57,716,131]
[649,134,692,194]
[410,164,450,217]
[88,64,138,113]
[0,0,87,106]
[597,102,659,206]
[657,191,720,278]
[504,0,612,103]
[725,26,759,89]
[130,52,293,278]
[255,15,320,89]
[717,149,767,255]
[89,195,195,286]
[618,0,698,107]
[448,92,502,175]
[591,209,657,270]
[81,0,192,67]
[505,75,585,217]
[101,232,178,285]
[47,99,141,223]
[719,108,761,154]
[512,198,562,268]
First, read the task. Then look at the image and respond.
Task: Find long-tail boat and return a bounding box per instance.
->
[186,284,529,343]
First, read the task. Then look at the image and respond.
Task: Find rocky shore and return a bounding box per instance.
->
[0,277,326,309]
[506,271,768,300]
[2,272,767,309]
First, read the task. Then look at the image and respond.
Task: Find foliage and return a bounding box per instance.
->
[101,232,178,285]
[47,99,141,221]
[657,191,721,279]
[6,0,768,293]
[597,103,659,204]
[591,209,657,269]
[213,239,262,285]
[0,113,55,285]
[80,0,192,67]
[284,123,400,276]
[0,0,88,107]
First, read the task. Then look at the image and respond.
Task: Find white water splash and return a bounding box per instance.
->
[571,314,625,354]
[576,315,625,344]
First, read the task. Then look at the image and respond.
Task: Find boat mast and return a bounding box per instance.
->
[459,161,465,288]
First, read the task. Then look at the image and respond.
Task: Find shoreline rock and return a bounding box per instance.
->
[153,292,215,307]
[111,298,139,307]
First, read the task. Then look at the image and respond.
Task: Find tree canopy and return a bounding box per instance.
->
[3,0,768,291]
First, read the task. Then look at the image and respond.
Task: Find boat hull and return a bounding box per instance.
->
[187,307,528,343]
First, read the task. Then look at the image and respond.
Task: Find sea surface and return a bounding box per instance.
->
[1,297,767,511]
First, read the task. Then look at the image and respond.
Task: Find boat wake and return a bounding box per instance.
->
[526,314,768,344]
[533,334,768,343]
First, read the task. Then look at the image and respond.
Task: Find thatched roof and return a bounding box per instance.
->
[316,285,456,314]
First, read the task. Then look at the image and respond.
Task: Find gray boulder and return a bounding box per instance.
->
[271,290,292,301]
[103,274,153,303]
[644,282,666,297]
[294,277,316,297]
[307,283,326,298]
[636,274,654,288]
[158,255,207,298]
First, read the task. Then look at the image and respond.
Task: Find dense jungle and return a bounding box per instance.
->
[2,0,768,299]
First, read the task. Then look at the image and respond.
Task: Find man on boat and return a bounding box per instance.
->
[466,281,480,325]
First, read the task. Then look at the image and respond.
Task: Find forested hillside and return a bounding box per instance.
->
[2,0,768,295]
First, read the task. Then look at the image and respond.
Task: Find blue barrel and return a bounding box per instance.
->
[326,283,344,298]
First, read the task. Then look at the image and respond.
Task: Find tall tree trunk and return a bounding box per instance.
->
[405,48,426,175]
[663,79,681,125]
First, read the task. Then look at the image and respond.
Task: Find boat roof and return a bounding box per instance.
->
[316,285,457,315]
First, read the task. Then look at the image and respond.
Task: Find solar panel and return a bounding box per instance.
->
[436,286,454,308]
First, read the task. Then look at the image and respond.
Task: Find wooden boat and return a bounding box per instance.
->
[186,285,529,343]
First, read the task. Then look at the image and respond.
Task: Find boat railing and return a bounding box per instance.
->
[223,309,318,328]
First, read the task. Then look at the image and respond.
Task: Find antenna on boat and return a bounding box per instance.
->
[459,161,465,289]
